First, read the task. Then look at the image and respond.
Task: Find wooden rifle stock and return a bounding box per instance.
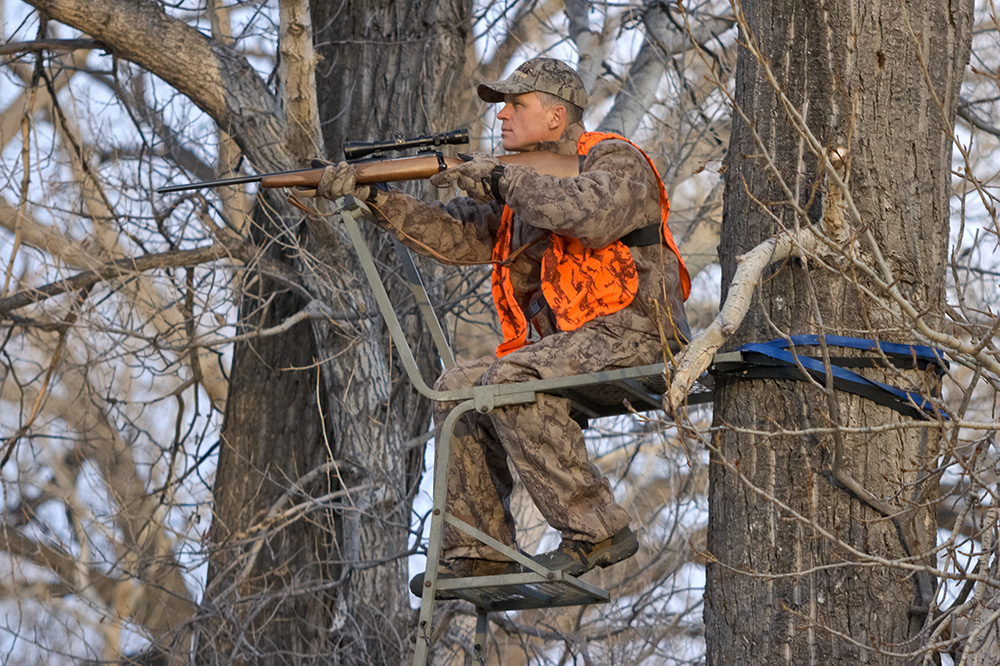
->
[159,151,581,193]
[263,152,581,189]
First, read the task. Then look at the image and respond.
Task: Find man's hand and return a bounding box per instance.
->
[317,162,383,203]
[430,153,504,203]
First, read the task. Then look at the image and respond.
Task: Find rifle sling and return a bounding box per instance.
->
[620,224,661,246]
[524,297,546,320]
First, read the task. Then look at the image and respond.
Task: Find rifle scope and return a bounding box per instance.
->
[343,128,469,161]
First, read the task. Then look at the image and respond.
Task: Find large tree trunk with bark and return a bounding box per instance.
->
[202,1,471,664]
[706,1,971,664]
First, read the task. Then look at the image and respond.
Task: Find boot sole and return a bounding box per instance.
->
[532,529,639,576]
[592,533,639,569]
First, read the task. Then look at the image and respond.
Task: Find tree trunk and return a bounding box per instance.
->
[706,2,971,664]
[204,1,471,664]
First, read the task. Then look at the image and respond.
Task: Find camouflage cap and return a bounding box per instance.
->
[478,58,588,108]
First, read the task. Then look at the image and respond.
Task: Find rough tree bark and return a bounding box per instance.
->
[706,1,971,664]
[205,1,471,664]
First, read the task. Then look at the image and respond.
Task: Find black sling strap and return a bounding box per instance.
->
[621,223,660,247]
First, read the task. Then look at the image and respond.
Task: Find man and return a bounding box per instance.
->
[316,58,691,594]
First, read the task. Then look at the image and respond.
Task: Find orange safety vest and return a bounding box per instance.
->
[491,132,691,357]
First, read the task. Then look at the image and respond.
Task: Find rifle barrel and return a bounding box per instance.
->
[157,174,258,193]
[156,168,318,194]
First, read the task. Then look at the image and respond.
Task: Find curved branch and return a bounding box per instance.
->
[666,226,828,410]
[23,0,289,170]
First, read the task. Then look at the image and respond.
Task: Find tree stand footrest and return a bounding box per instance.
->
[433,569,610,612]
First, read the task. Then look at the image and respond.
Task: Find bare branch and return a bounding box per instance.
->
[0,38,107,56]
[0,243,239,316]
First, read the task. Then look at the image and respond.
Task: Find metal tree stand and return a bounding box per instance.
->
[334,197,706,665]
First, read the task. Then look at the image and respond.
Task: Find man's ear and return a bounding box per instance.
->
[548,104,567,129]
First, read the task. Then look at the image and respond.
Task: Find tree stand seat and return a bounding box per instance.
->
[559,370,713,425]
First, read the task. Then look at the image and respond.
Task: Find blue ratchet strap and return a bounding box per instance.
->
[767,335,949,373]
[710,335,949,420]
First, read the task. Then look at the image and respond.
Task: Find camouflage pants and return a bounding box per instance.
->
[432,308,665,562]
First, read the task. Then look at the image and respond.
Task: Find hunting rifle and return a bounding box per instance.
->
[156,128,580,194]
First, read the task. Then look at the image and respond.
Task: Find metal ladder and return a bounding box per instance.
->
[334,197,709,665]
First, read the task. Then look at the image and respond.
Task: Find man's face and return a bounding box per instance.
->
[496,92,565,152]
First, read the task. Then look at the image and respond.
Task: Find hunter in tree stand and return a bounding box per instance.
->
[315,58,692,595]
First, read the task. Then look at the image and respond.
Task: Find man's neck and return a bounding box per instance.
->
[534,122,586,155]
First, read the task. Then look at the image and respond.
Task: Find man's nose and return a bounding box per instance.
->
[497,103,511,119]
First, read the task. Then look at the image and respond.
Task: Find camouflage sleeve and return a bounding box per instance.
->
[500,139,656,248]
[366,191,501,265]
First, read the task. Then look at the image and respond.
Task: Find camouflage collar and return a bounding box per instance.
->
[535,123,586,155]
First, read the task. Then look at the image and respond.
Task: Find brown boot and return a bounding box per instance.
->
[532,526,638,576]
[409,558,521,598]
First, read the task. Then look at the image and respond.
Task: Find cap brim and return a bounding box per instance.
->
[477,80,535,103]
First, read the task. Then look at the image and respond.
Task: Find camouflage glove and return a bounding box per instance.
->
[430,153,505,203]
[317,162,385,204]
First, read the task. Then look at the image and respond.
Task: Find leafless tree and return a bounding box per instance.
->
[663,1,999,664]
[2,0,998,665]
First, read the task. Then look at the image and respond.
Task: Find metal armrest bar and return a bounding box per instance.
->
[390,236,456,369]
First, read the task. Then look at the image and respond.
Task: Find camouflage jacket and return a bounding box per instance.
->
[369,122,691,350]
